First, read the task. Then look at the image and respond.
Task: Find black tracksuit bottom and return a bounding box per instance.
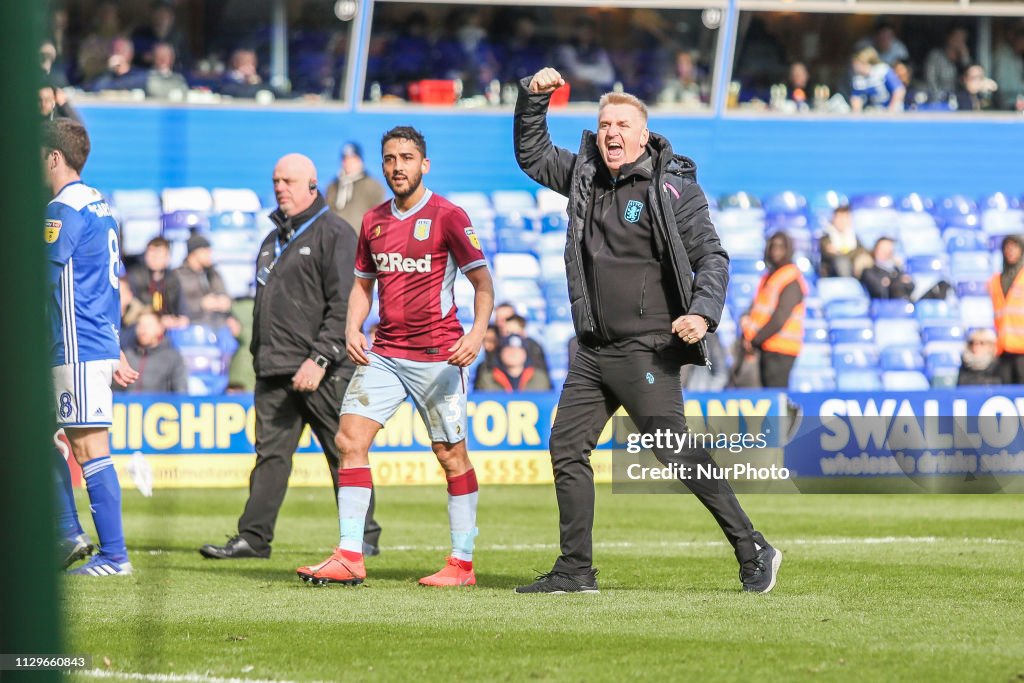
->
[549,340,758,573]
[239,363,381,551]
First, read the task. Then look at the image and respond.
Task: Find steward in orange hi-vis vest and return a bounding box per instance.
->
[743,262,808,357]
[988,271,1024,355]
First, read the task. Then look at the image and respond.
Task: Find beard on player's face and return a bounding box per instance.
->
[387,168,422,199]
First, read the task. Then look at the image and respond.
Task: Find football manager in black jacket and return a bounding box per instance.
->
[513,68,781,594]
[200,153,381,560]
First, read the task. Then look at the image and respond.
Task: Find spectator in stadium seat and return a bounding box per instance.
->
[925,27,972,103]
[434,8,500,97]
[176,233,241,338]
[500,14,549,88]
[741,231,807,388]
[893,60,929,110]
[475,334,551,392]
[39,81,80,122]
[87,37,148,92]
[957,328,1001,386]
[785,61,810,111]
[854,19,910,66]
[819,204,869,278]
[503,313,549,374]
[472,324,500,390]
[40,40,68,89]
[989,235,1024,384]
[850,47,905,113]
[132,1,188,69]
[127,236,187,328]
[117,310,188,394]
[146,43,189,100]
[326,142,386,232]
[555,17,616,101]
[220,49,271,99]
[75,1,123,84]
[657,51,706,108]
[860,237,914,300]
[955,64,999,112]
[992,25,1024,110]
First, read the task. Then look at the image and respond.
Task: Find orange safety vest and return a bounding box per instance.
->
[988,270,1024,354]
[742,263,807,356]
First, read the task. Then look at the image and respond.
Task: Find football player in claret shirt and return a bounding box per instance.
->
[42,119,140,576]
[297,127,494,587]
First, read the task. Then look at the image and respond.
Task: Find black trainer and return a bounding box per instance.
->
[741,537,782,593]
[515,569,599,594]
[199,535,271,559]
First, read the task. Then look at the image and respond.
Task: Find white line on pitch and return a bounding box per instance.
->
[76,669,325,683]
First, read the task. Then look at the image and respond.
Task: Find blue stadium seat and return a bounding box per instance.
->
[900,228,943,257]
[447,192,492,211]
[492,190,537,213]
[218,263,256,299]
[162,210,209,240]
[496,229,538,254]
[536,189,568,215]
[836,371,882,391]
[764,212,809,233]
[188,374,230,396]
[210,211,257,231]
[730,257,765,276]
[493,253,541,281]
[803,318,828,342]
[926,348,962,371]
[981,205,1024,236]
[789,367,836,392]
[828,317,872,331]
[959,297,995,328]
[120,217,162,256]
[829,327,874,345]
[874,319,920,349]
[950,251,993,282]
[955,280,989,297]
[794,343,832,369]
[921,325,965,344]
[898,193,934,213]
[817,277,866,304]
[825,298,870,320]
[161,187,213,214]
[943,228,988,253]
[870,299,914,319]
[540,213,567,233]
[880,346,925,371]
[762,191,807,213]
[850,193,895,210]
[832,345,879,370]
[914,299,956,323]
[905,255,947,275]
[881,370,930,391]
[934,195,980,230]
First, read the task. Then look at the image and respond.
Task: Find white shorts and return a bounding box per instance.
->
[52,359,119,428]
[341,352,468,444]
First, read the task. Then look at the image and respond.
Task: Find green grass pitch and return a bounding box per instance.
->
[66,486,1024,682]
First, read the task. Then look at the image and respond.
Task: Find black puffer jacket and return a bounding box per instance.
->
[513,78,729,366]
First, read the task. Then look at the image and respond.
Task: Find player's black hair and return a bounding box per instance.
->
[381,126,427,159]
[41,118,90,174]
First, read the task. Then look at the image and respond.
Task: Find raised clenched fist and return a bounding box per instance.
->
[529,67,566,95]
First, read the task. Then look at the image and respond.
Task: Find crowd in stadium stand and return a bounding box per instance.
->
[40,2,1024,112]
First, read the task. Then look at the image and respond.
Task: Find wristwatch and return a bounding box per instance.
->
[700,315,713,331]
[312,354,330,370]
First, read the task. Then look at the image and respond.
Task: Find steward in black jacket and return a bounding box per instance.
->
[252,192,355,376]
[200,154,380,562]
[511,68,780,597]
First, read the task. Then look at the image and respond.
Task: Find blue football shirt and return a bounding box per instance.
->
[46,181,123,367]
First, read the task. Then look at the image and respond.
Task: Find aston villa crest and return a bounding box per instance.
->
[414,219,432,241]
[624,200,645,224]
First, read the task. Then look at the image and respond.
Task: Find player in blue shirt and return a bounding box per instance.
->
[43,119,140,576]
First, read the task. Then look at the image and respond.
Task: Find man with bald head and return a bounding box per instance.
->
[200,153,382,560]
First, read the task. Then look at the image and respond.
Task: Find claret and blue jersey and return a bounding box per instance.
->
[46,181,123,367]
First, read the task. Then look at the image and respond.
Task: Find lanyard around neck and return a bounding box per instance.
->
[274,206,328,262]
